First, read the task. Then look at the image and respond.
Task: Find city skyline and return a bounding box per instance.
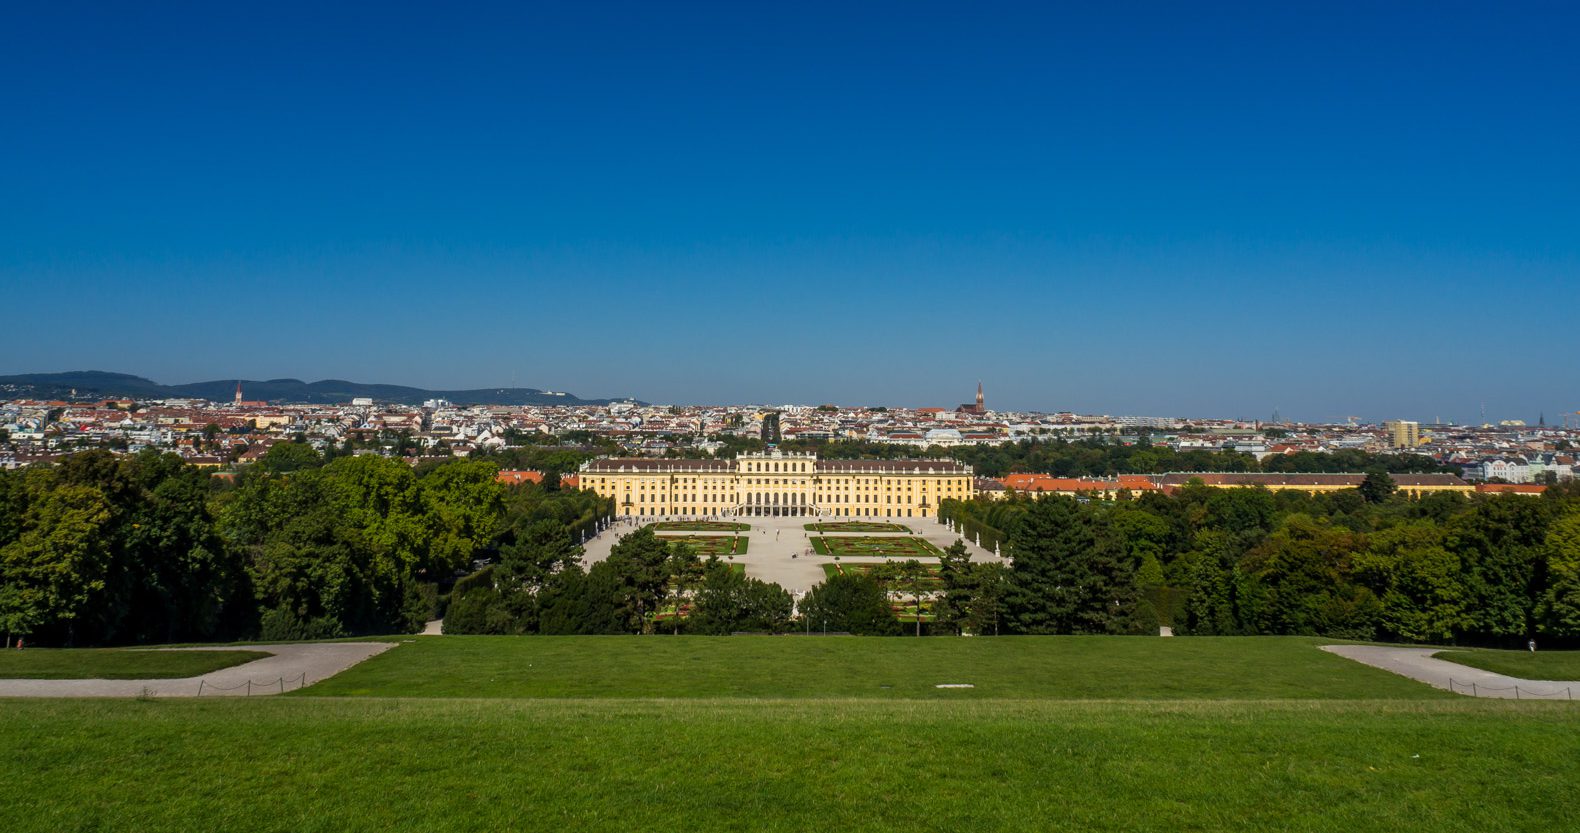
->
[3,3,1576,421]
[0,367,1563,427]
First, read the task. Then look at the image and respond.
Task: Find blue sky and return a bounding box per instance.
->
[2,2,1575,421]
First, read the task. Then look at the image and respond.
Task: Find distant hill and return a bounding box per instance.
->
[0,371,639,406]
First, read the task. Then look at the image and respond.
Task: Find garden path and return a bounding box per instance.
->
[1322,645,1580,700]
[0,641,396,698]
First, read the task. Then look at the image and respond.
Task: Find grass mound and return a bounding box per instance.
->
[0,648,270,680]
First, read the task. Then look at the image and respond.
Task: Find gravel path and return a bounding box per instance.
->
[1322,645,1580,700]
[0,641,397,698]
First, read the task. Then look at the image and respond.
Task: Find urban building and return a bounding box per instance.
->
[1386,420,1420,448]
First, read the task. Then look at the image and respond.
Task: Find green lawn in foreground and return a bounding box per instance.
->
[0,648,269,679]
[303,635,1449,700]
[2,698,1576,833]
[1433,648,1580,680]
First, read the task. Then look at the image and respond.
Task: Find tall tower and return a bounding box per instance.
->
[234,381,243,406]
[976,380,984,411]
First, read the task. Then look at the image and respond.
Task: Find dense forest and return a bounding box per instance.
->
[941,477,1580,645]
[0,445,608,645]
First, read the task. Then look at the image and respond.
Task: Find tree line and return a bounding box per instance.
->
[0,445,609,646]
[941,475,1580,644]
[7,447,1575,647]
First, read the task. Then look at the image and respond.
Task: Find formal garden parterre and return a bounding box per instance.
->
[649,521,751,532]
[656,534,749,556]
[803,521,913,533]
[808,535,943,558]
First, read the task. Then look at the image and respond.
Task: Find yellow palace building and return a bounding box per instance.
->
[578,450,975,519]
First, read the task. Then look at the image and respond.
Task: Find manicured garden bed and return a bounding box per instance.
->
[649,521,751,532]
[804,521,913,533]
[809,536,943,558]
[658,535,749,556]
[820,562,946,590]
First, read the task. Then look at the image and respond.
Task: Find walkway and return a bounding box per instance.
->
[0,641,396,698]
[1322,645,1580,700]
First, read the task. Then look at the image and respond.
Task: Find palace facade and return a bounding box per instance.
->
[578,450,975,518]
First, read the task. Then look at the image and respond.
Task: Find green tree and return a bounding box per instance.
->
[1004,496,1136,634]
[0,482,113,644]
[604,527,673,633]
[257,441,323,473]
[1537,512,1580,637]
[967,562,1010,636]
[687,564,794,634]
[1241,514,1376,638]
[1351,522,1465,642]
[1359,469,1397,504]
[800,572,900,635]
[934,540,975,635]
[662,546,706,634]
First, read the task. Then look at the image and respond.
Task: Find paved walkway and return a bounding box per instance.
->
[582,514,1006,596]
[0,641,396,698]
[1322,645,1580,700]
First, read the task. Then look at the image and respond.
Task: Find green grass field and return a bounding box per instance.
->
[303,636,1446,700]
[809,535,943,557]
[804,521,912,533]
[2,697,1577,833]
[6,636,1579,832]
[0,648,269,679]
[656,534,749,555]
[1434,648,1580,679]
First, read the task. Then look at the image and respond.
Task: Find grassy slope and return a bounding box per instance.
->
[1433,648,1580,680]
[0,649,269,679]
[303,636,1449,700]
[2,697,1577,833]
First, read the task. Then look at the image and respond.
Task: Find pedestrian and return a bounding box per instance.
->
[15,637,22,651]
[1529,638,1537,653]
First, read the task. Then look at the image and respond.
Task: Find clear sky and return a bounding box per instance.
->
[2,2,1575,422]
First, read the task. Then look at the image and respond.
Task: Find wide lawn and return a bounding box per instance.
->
[2,697,1577,833]
[303,635,1449,700]
[0,648,269,680]
[809,535,943,557]
[1433,648,1580,680]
